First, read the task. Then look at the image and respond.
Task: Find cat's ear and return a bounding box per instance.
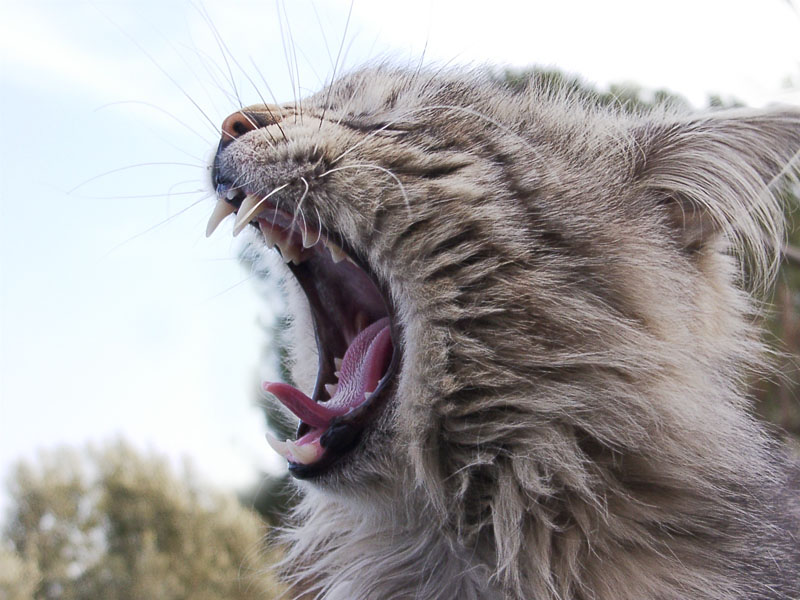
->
[633,108,800,262]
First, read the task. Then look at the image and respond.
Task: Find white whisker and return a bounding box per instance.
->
[239,183,291,225]
[320,164,410,212]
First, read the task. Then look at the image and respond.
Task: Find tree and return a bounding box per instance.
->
[1,441,284,600]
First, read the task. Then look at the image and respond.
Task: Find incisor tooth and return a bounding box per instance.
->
[233,194,262,236]
[285,440,317,464]
[205,200,236,237]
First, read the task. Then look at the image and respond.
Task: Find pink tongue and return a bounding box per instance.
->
[264,317,393,428]
[327,317,392,412]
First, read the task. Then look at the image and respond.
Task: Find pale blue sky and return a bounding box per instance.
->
[1,0,798,510]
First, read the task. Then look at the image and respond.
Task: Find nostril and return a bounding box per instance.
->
[220,111,258,145]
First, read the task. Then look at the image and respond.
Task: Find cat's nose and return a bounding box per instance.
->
[218,104,285,150]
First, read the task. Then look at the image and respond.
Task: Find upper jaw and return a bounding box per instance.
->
[206,182,402,479]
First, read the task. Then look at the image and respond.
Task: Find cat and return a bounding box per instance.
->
[206,66,800,599]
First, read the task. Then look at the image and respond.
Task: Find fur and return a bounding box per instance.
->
[217,67,800,599]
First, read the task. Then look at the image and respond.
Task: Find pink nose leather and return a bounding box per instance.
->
[218,105,285,148]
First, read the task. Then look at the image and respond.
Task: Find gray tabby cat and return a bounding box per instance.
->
[206,67,800,599]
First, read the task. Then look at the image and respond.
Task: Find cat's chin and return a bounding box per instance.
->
[207,187,402,479]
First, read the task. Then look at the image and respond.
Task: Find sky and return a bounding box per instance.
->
[1,0,799,511]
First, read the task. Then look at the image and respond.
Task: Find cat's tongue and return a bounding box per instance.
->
[264,317,393,429]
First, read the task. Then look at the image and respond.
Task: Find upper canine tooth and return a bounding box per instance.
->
[205,200,236,237]
[233,194,263,236]
[225,188,239,200]
[328,243,347,263]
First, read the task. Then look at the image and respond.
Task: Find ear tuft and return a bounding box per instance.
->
[634,108,800,289]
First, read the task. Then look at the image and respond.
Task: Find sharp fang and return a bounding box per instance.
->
[226,188,239,200]
[265,431,291,459]
[233,194,263,236]
[328,243,347,263]
[286,440,317,464]
[205,200,236,237]
[324,383,338,398]
[334,357,343,371]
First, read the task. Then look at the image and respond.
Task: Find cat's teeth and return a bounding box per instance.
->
[265,431,290,458]
[205,200,236,237]
[324,383,338,398]
[285,440,317,464]
[334,357,343,371]
[328,243,347,263]
[276,238,302,264]
[259,223,280,249]
[355,311,369,333]
[225,188,239,201]
[301,227,318,249]
[233,194,263,236]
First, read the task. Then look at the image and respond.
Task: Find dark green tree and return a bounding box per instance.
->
[1,441,285,600]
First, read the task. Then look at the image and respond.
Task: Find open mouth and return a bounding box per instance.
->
[206,187,399,479]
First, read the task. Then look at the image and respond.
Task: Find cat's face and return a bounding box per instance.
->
[207,67,799,510]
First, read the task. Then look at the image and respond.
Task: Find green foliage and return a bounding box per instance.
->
[1,441,284,600]
[499,67,692,112]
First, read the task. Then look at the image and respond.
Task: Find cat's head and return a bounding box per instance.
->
[208,66,800,519]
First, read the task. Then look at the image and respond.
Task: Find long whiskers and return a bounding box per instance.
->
[320,164,410,212]
[318,0,354,131]
[68,162,205,195]
[330,103,562,187]
[93,4,220,136]
[237,183,292,227]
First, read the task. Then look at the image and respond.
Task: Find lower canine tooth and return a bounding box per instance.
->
[286,440,317,464]
[265,431,290,459]
[324,383,338,398]
[334,357,343,371]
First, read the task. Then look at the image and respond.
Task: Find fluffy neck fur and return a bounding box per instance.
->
[280,279,795,600]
